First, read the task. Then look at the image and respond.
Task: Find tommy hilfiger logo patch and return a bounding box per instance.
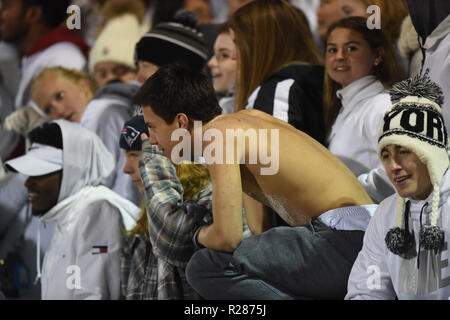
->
[91,246,108,255]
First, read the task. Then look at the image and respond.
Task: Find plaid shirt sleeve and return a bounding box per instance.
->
[139,138,205,268]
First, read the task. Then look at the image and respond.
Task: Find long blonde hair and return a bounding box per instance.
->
[229,0,323,111]
[127,162,210,240]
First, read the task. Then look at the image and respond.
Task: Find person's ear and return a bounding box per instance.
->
[25,5,44,25]
[374,47,385,66]
[176,113,190,129]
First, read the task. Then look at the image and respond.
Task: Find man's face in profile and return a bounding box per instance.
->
[25,170,63,216]
[0,0,28,44]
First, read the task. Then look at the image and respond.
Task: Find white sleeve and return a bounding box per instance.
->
[358,94,395,203]
[73,201,122,300]
[345,205,396,300]
[358,167,395,203]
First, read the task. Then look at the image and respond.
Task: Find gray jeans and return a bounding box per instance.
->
[186,218,364,300]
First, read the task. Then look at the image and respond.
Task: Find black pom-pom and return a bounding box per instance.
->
[419,225,445,251]
[385,227,417,259]
[390,71,444,106]
[173,9,198,29]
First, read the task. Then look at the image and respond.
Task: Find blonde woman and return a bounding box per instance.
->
[29,67,140,204]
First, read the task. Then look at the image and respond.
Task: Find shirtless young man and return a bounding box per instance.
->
[134,63,376,299]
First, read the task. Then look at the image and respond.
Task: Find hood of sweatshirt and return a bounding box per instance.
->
[92,80,140,105]
[52,119,115,203]
[406,0,450,44]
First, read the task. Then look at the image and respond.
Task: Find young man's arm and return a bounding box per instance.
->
[242,193,277,234]
[196,162,244,251]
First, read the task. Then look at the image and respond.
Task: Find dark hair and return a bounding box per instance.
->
[22,0,70,28]
[133,63,222,124]
[28,122,63,149]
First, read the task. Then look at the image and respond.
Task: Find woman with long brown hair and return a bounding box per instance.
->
[324,16,405,203]
[229,0,326,145]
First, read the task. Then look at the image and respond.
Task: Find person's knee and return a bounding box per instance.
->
[186,249,208,287]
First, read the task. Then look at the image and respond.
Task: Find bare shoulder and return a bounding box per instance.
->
[205,110,280,131]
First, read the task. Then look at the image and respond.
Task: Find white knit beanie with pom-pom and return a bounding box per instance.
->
[378,72,448,257]
[88,0,147,74]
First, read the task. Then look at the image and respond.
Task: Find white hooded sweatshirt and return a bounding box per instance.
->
[420,14,450,133]
[328,76,395,204]
[39,120,140,300]
[346,169,450,300]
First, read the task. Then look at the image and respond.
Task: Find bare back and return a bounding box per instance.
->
[203,109,373,226]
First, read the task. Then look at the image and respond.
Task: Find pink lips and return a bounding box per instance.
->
[393,175,411,187]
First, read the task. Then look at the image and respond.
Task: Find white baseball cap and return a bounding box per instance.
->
[5,143,63,176]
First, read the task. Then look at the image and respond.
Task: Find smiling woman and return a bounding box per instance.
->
[324,16,405,203]
[208,22,238,114]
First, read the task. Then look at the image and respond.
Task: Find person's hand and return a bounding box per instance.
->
[4,106,46,134]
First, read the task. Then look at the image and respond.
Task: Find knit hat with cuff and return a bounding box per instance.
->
[378,73,448,257]
[119,115,149,151]
[134,10,208,71]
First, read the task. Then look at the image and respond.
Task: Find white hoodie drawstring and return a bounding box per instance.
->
[32,201,41,285]
[33,221,41,285]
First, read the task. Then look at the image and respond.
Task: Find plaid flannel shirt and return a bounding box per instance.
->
[121,139,212,300]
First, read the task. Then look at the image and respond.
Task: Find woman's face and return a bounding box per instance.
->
[339,0,368,18]
[32,75,91,122]
[208,32,238,93]
[316,0,342,42]
[325,27,380,87]
[93,61,136,88]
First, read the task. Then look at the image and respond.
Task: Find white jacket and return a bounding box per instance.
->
[327,76,395,203]
[346,169,450,300]
[39,120,140,300]
[420,14,450,132]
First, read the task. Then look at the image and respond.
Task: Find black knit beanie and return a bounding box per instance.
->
[134,10,208,71]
